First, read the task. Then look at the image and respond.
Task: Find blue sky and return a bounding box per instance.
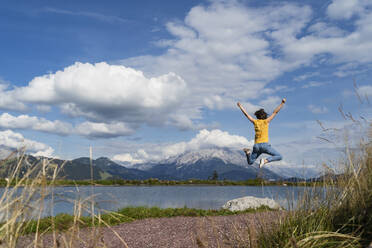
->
[0,0,371,174]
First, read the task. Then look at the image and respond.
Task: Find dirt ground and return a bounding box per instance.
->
[17,211,285,248]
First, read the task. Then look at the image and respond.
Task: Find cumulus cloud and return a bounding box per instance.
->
[112,153,145,164]
[0,129,54,157]
[163,129,252,157]
[123,2,302,110]
[0,113,72,135]
[113,129,253,164]
[0,84,27,111]
[307,22,346,38]
[122,0,372,118]
[2,0,372,137]
[15,62,187,122]
[0,113,137,139]
[357,85,372,97]
[0,62,189,131]
[327,0,364,20]
[282,0,372,66]
[75,121,135,138]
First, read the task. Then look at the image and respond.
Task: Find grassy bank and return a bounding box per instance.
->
[257,123,372,247]
[0,177,319,187]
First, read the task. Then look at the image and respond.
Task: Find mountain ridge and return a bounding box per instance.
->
[0,148,282,181]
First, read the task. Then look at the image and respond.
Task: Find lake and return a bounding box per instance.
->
[37,185,312,217]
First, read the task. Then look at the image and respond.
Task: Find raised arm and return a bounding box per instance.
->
[237,102,255,123]
[267,98,286,123]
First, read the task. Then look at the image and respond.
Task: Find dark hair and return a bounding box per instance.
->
[254,108,268,120]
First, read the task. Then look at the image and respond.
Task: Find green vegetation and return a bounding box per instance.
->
[257,123,372,247]
[0,177,318,187]
[52,178,268,186]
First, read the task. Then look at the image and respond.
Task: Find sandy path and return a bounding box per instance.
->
[18,211,284,248]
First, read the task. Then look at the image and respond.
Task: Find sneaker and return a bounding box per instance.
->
[259,158,265,168]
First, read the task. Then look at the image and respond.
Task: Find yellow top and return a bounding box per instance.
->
[253,119,269,143]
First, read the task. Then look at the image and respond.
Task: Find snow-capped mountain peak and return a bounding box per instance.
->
[162,148,247,167]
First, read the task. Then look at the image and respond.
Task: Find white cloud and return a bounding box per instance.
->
[308,22,346,38]
[0,113,139,139]
[0,84,27,111]
[110,118,368,171]
[237,101,263,115]
[327,0,363,20]
[259,96,282,113]
[0,129,54,157]
[293,72,320,82]
[163,129,252,158]
[43,7,128,24]
[302,81,327,89]
[122,2,305,112]
[308,104,329,114]
[121,1,372,118]
[75,121,135,138]
[1,62,188,127]
[2,0,372,138]
[112,153,144,164]
[113,129,253,164]
[357,85,372,97]
[0,113,72,135]
[275,1,372,65]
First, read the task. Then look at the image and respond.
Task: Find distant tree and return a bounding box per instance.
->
[211,170,218,180]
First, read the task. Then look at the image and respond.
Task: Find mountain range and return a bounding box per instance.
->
[0,148,284,181]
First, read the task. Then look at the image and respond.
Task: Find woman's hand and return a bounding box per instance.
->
[282,98,286,104]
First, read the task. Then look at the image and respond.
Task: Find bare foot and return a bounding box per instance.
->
[243,148,251,155]
[259,158,268,168]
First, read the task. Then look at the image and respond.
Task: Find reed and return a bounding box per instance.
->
[0,149,131,248]
[257,113,372,247]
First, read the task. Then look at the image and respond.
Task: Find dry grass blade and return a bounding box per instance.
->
[0,150,69,248]
[290,236,298,248]
[293,231,360,247]
[257,95,372,248]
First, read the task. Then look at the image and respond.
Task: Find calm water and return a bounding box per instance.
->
[0,185,321,219]
[38,185,309,217]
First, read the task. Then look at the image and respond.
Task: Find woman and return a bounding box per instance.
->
[237,98,286,168]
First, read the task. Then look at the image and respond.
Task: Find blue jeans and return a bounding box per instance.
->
[246,143,282,165]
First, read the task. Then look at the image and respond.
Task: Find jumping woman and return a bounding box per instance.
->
[237,99,286,168]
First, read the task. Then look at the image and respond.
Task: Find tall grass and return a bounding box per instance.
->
[257,118,372,247]
[0,150,130,248]
[0,150,58,247]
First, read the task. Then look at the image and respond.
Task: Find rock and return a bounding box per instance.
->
[222,196,281,211]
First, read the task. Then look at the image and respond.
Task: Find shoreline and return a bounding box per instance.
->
[0,178,316,188]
